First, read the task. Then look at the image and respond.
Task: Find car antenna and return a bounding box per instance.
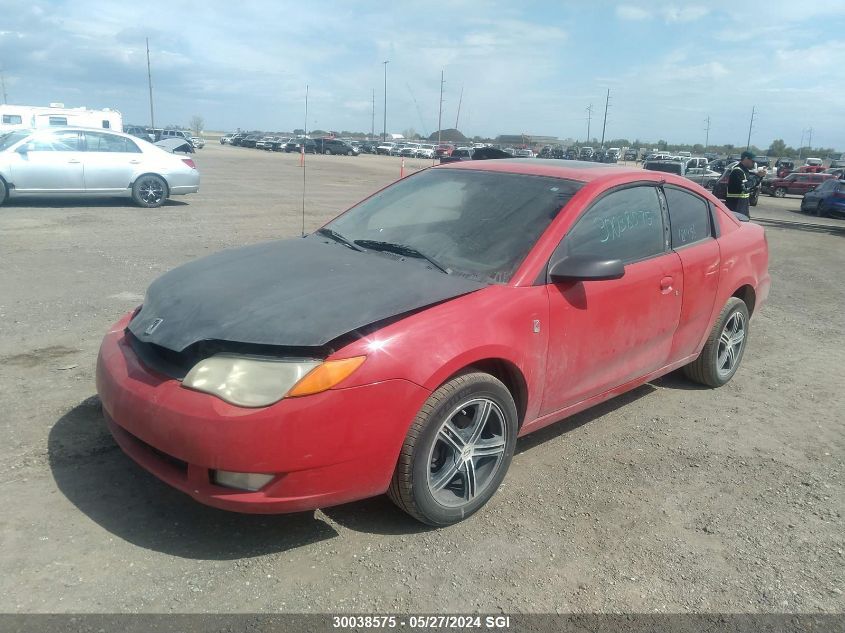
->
[301,84,308,238]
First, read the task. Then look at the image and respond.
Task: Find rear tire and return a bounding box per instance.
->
[683,297,750,388]
[131,175,168,208]
[816,201,828,218]
[0,177,7,206]
[388,372,517,526]
[773,187,786,198]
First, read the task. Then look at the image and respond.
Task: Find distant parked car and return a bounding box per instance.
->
[565,148,578,160]
[375,142,395,155]
[514,148,534,158]
[800,178,845,217]
[623,149,638,161]
[763,172,834,198]
[284,138,317,154]
[434,144,454,158]
[240,135,260,148]
[314,138,359,155]
[0,127,199,208]
[229,133,247,146]
[400,144,420,158]
[124,126,155,143]
[220,134,235,145]
[191,136,205,149]
[579,146,594,160]
[389,143,407,157]
[416,144,436,159]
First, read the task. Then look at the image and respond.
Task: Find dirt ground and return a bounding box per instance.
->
[0,145,842,614]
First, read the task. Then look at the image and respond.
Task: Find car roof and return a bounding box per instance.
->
[437,158,650,184]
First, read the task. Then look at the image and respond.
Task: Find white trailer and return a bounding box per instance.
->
[0,103,123,133]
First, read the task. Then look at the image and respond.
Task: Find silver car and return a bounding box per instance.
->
[0,127,200,208]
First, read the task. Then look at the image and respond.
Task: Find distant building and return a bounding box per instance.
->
[496,134,560,147]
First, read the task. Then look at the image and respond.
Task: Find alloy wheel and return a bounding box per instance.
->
[717,311,746,378]
[138,178,164,205]
[426,398,506,507]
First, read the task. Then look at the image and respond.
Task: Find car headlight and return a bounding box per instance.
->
[182,354,366,407]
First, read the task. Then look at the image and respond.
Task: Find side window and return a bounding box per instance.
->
[85,132,141,153]
[102,120,110,129]
[30,131,79,151]
[48,116,68,126]
[2,114,22,124]
[664,187,712,248]
[565,186,665,264]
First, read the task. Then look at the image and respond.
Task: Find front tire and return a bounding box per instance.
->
[816,201,828,218]
[773,187,786,198]
[131,175,168,208]
[0,177,7,206]
[388,372,517,526]
[683,297,750,387]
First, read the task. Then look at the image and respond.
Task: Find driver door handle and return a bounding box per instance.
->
[660,276,673,293]
[68,159,81,164]
[129,159,142,164]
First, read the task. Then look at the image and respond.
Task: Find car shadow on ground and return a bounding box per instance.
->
[5,198,188,209]
[48,397,338,560]
[514,383,658,455]
[49,376,708,551]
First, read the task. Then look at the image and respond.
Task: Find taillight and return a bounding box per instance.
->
[181,158,196,169]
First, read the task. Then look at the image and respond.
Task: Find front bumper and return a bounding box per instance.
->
[95,315,429,513]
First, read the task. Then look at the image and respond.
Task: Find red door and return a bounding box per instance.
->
[662,186,721,360]
[541,185,683,415]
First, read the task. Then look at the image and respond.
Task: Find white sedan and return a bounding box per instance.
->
[0,127,200,208]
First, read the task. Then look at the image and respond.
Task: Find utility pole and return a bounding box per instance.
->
[437,70,444,147]
[600,88,610,148]
[455,85,464,130]
[371,88,375,140]
[746,105,756,150]
[0,70,7,104]
[382,61,389,142]
[146,38,155,130]
[585,104,593,143]
[799,129,805,160]
[301,84,308,237]
[807,127,813,153]
[704,115,711,152]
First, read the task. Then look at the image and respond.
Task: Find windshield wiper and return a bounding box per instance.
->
[315,227,363,252]
[354,240,451,274]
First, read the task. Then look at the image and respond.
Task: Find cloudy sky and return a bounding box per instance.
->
[2,0,844,149]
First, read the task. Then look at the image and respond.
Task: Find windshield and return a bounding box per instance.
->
[0,130,30,152]
[323,169,582,283]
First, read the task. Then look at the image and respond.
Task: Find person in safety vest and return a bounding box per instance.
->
[726,150,765,217]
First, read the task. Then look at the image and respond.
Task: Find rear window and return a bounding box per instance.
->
[645,162,683,175]
[664,186,712,247]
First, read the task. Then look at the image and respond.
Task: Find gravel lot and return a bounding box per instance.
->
[0,144,842,614]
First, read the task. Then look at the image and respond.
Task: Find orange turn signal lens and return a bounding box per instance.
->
[286,356,367,397]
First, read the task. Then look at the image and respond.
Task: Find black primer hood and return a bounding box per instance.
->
[129,238,485,352]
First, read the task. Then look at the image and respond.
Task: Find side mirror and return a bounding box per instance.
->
[16,143,34,154]
[549,255,625,283]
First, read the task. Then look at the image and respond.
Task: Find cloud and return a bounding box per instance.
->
[663,6,709,23]
[616,5,651,20]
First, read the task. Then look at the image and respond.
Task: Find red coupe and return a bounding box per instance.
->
[96,160,770,526]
